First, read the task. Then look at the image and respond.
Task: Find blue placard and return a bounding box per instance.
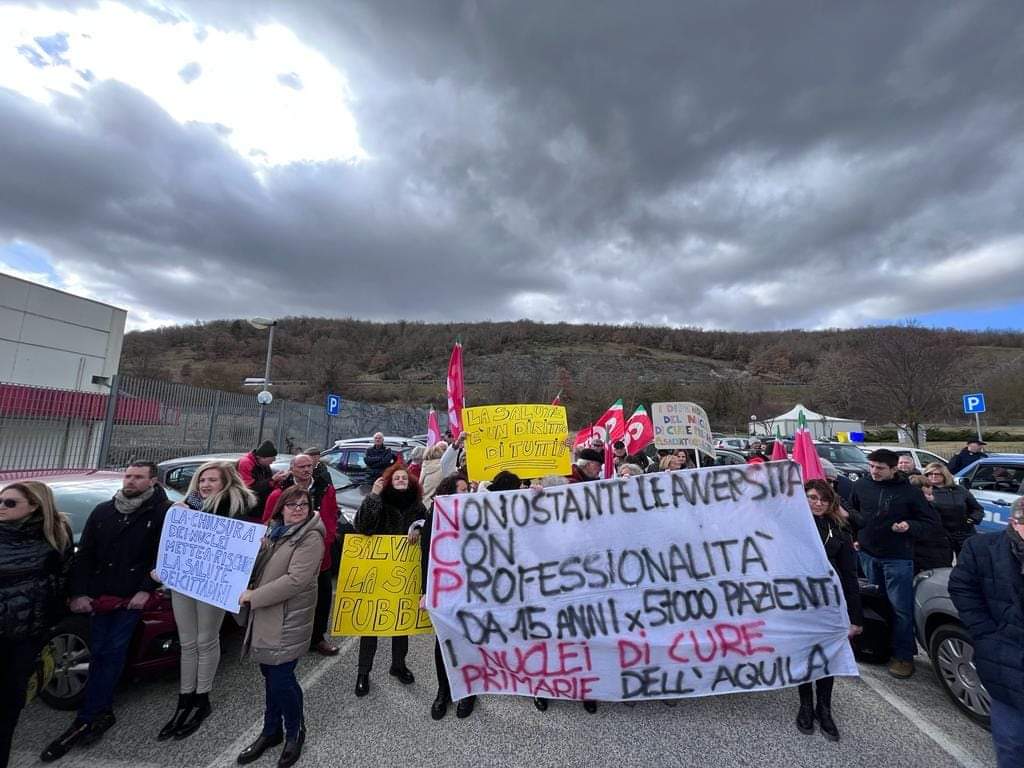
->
[962,393,986,414]
[326,393,342,416]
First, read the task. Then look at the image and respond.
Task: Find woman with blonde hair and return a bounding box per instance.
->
[922,462,984,555]
[155,462,256,741]
[0,481,72,766]
[418,441,449,504]
[659,454,684,472]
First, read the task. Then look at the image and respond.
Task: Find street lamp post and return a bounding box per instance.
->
[250,317,277,442]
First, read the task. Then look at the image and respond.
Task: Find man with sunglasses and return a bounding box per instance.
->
[849,449,941,680]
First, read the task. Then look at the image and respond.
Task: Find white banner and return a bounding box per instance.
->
[426,461,857,702]
[156,505,264,613]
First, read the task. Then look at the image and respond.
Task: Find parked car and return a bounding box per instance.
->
[713,448,748,466]
[857,444,949,471]
[715,436,754,453]
[157,452,363,524]
[914,567,991,727]
[954,454,1024,531]
[763,440,870,481]
[320,436,425,486]
[0,469,188,711]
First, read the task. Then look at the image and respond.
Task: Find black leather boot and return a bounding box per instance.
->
[158,693,194,741]
[278,725,306,768]
[388,666,415,685]
[354,672,370,697]
[430,691,449,720]
[174,692,212,739]
[796,703,815,735]
[455,696,476,719]
[39,719,91,763]
[237,731,283,765]
[816,703,840,741]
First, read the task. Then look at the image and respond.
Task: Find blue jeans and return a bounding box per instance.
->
[859,553,916,660]
[990,697,1024,768]
[81,609,141,722]
[260,661,303,740]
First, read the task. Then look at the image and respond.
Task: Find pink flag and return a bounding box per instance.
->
[791,412,825,481]
[770,439,788,461]
[623,405,654,453]
[551,391,562,406]
[446,342,464,439]
[426,408,442,447]
[603,441,615,479]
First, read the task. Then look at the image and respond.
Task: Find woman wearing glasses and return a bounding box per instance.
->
[797,479,862,742]
[236,486,325,768]
[922,462,984,555]
[0,482,73,768]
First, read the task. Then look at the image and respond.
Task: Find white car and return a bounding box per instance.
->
[857,444,948,470]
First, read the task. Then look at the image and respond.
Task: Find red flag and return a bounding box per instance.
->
[623,405,654,453]
[791,411,825,481]
[603,442,615,480]
[426,407,442,447]
[593,399,626,443]
[446,342,464,439]
[770,440,788,461]
[573,424,595,448]
[551,391,562,406]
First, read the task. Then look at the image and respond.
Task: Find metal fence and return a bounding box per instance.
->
[0,376,431,471]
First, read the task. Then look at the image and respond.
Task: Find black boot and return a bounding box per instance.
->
[582,700,597,714]
[278,725,306,768]
[39,719,91,763]
[455,696,476,719]
[237,731,283,765]
[174,692,212,739]
[430,691,449,720]
[388,666,415,685]
[355,672,370,697]
[816,704,840,742]
[796,704,815,735]
[158,693,194,741]
[533,697,548,712]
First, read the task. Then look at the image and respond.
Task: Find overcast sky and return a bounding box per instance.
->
[1,1,1023,332]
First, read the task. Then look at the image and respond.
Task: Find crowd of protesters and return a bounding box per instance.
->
[0,431,1021,767]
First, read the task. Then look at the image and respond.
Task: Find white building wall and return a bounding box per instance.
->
[0,274,127,393]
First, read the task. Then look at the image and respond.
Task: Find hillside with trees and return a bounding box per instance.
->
[121,319,1024,435]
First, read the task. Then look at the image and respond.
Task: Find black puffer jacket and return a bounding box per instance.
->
[355,488,426,536]
[849,475,941,560]
[70,485,172,598]
[949,531,1024,711]
[364,446,397,483]
[930,485,983,552]
[0,517,72,639]
[814,515,864,626]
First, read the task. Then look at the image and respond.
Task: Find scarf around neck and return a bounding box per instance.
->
[114,485,155,515]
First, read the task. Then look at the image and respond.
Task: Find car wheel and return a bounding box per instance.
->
[38,615,91,711]
[928,623,991,727]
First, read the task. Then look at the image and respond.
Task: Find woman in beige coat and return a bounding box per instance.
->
[237,486,325,768]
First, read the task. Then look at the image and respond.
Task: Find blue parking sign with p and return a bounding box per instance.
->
[326,393,342,416]
[962,393,985,414]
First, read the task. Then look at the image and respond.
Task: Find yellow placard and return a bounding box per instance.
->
[462,404,572,482]
[330,535,432,636]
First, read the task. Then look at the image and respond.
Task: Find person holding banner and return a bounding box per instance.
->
[797,480,863,742]
[411,473,476,720]
[237,486,325,768]
[155,462,256,741]
[352,464,427,696]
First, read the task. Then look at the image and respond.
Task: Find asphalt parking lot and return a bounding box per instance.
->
[11,633,996,768]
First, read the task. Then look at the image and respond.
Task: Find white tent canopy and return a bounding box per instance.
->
[755,403,864,440]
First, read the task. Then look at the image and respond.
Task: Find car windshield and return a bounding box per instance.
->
[47,477,183,542]
[326,466,354,487]
[816,444,869,464]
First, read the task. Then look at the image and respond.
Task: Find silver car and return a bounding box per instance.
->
[914,567,991,727]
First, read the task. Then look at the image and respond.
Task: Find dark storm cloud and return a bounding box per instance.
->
[2,0,1024,330]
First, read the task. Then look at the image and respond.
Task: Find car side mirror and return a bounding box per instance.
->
[958,477,971,489]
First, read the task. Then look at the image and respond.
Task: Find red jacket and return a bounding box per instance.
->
[263,477,338,572]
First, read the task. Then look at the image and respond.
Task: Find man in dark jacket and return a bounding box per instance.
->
[41,462,172,763]
[363,432,396,483]
[947,439,988,474]
[849,449,941,680]
[949,498,1024,767]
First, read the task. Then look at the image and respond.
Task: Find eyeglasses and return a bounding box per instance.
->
[925,472,944,477]
[1,498,24,508]
[284,502,310,510]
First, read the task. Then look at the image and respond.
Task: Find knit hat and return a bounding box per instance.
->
[254,440,278,458]
[578,448,603,463]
